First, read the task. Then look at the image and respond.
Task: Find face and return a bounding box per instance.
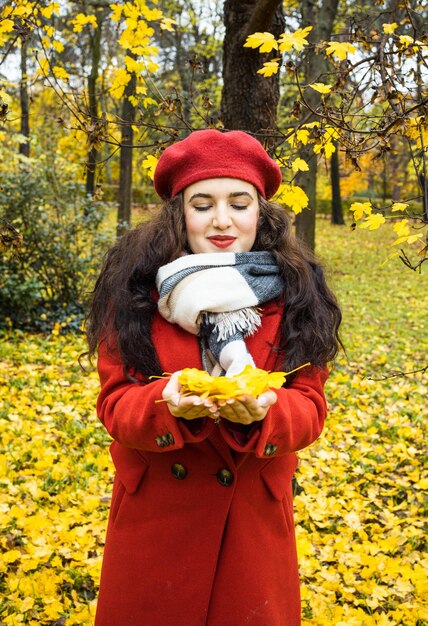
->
[183,178,259,254]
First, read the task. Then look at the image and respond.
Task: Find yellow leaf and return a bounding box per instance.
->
[52,40,64,53]
[391,202,408,212]
[257,60,280,77]
[274,183,309,214]
[52,66,69,82]
[278,26,312,53]
[244,32,278,53]
[295,129,310,145]
[142,154,158,180]
[143,97,157,108]
[359,213,386,230]
[398,35,413,49]
[72,13,97,33]
[309,82,332,94]
[37,58,50,77]
[40,3,60,19]
[110,3,123,22]
[349,201,372,221]
[160,18,177,31]
[393,219,410,238]
[326,41,356,60]
[291,158,309,172]
[146,60,159,73]
[109,68,131,99]
[383,22,398,34]
[125,55,144,74]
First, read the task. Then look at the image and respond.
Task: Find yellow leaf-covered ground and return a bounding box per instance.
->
[0,220,427,624]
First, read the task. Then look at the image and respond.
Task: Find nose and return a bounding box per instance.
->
[212,206,232,230]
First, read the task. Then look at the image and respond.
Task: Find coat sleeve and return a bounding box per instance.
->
[96,340,214,452]
[218,365,328,458]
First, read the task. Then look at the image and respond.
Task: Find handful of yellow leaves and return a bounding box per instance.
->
[176,363,310,403]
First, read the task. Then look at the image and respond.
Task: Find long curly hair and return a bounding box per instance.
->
[86,196,342,377]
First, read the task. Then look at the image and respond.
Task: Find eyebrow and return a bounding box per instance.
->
[188,191,254,201]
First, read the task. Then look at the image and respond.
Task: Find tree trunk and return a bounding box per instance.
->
[295,0,339,249]
[331,141,344,224]
[19,39,30,157]
[86,14,103,197]
[221,0,284,151]
[117,62,137,237]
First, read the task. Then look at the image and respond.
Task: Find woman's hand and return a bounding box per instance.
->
[216,390,277,425]
[163,371,220,420]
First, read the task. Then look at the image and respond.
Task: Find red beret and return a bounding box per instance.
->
[153,129,282,200]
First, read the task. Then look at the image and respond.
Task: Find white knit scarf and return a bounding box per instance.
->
[156,252,284,376]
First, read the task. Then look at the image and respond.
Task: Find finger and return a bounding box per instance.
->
[162,371,182,403]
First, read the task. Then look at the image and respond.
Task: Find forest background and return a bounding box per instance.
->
[0,0,427,624]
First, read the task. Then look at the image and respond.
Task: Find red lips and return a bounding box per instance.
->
[207,236,237,249]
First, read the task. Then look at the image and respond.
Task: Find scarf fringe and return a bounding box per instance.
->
[203,307,262,341]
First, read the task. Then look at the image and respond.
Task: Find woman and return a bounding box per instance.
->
[87,129,342,625]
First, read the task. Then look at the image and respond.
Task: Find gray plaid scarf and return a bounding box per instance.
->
[156,251,284,376]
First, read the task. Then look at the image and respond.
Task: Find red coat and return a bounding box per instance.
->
[95,300,328,626]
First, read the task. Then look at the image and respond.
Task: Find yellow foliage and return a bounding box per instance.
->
[257,60,280,77]
[52,66,69,82]
[325,41,357,61]
[72,13,98,33]
[349,201,373,221]
[176,364,308,402]
[142,154,158,179]
[244,32,279,53]
[109,68,132,99]
[391,202,408,212]
[160,18,177,32]
[359,213,386,230]
[40,3,60,19]
[291,158,309,172]
[274,183,309,214]
[278,26,312,53]
[383,22,398,34]
[309,82,331,94]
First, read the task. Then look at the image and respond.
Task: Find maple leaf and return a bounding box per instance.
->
[309,82,332,94]
[278,26,312,53]
[359,213,386,230]
[349,201,372,221]
[383,22,398,34]
[52,66,69,82]
[72,13,97,33]
[257,60,280,77]
[274,183,309,214]
[142,154,159,180]
[326,41,357,60]
[391,202,408,212]
[393,219,410,238]
[291,158,309,172]
[244,32,278,53]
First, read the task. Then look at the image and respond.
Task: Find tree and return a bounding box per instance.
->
[221,0,284,149]
[247,0,427,265]
[294,0,339,248]
[117,52,137,236]
[330,140,344,225]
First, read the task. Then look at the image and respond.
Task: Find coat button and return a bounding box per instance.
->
[216,468,234,487]
[171,463,187,480]
[264,443,277,456]
[156,433,175,448]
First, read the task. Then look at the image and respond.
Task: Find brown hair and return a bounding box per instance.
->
[86,196,342,376]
